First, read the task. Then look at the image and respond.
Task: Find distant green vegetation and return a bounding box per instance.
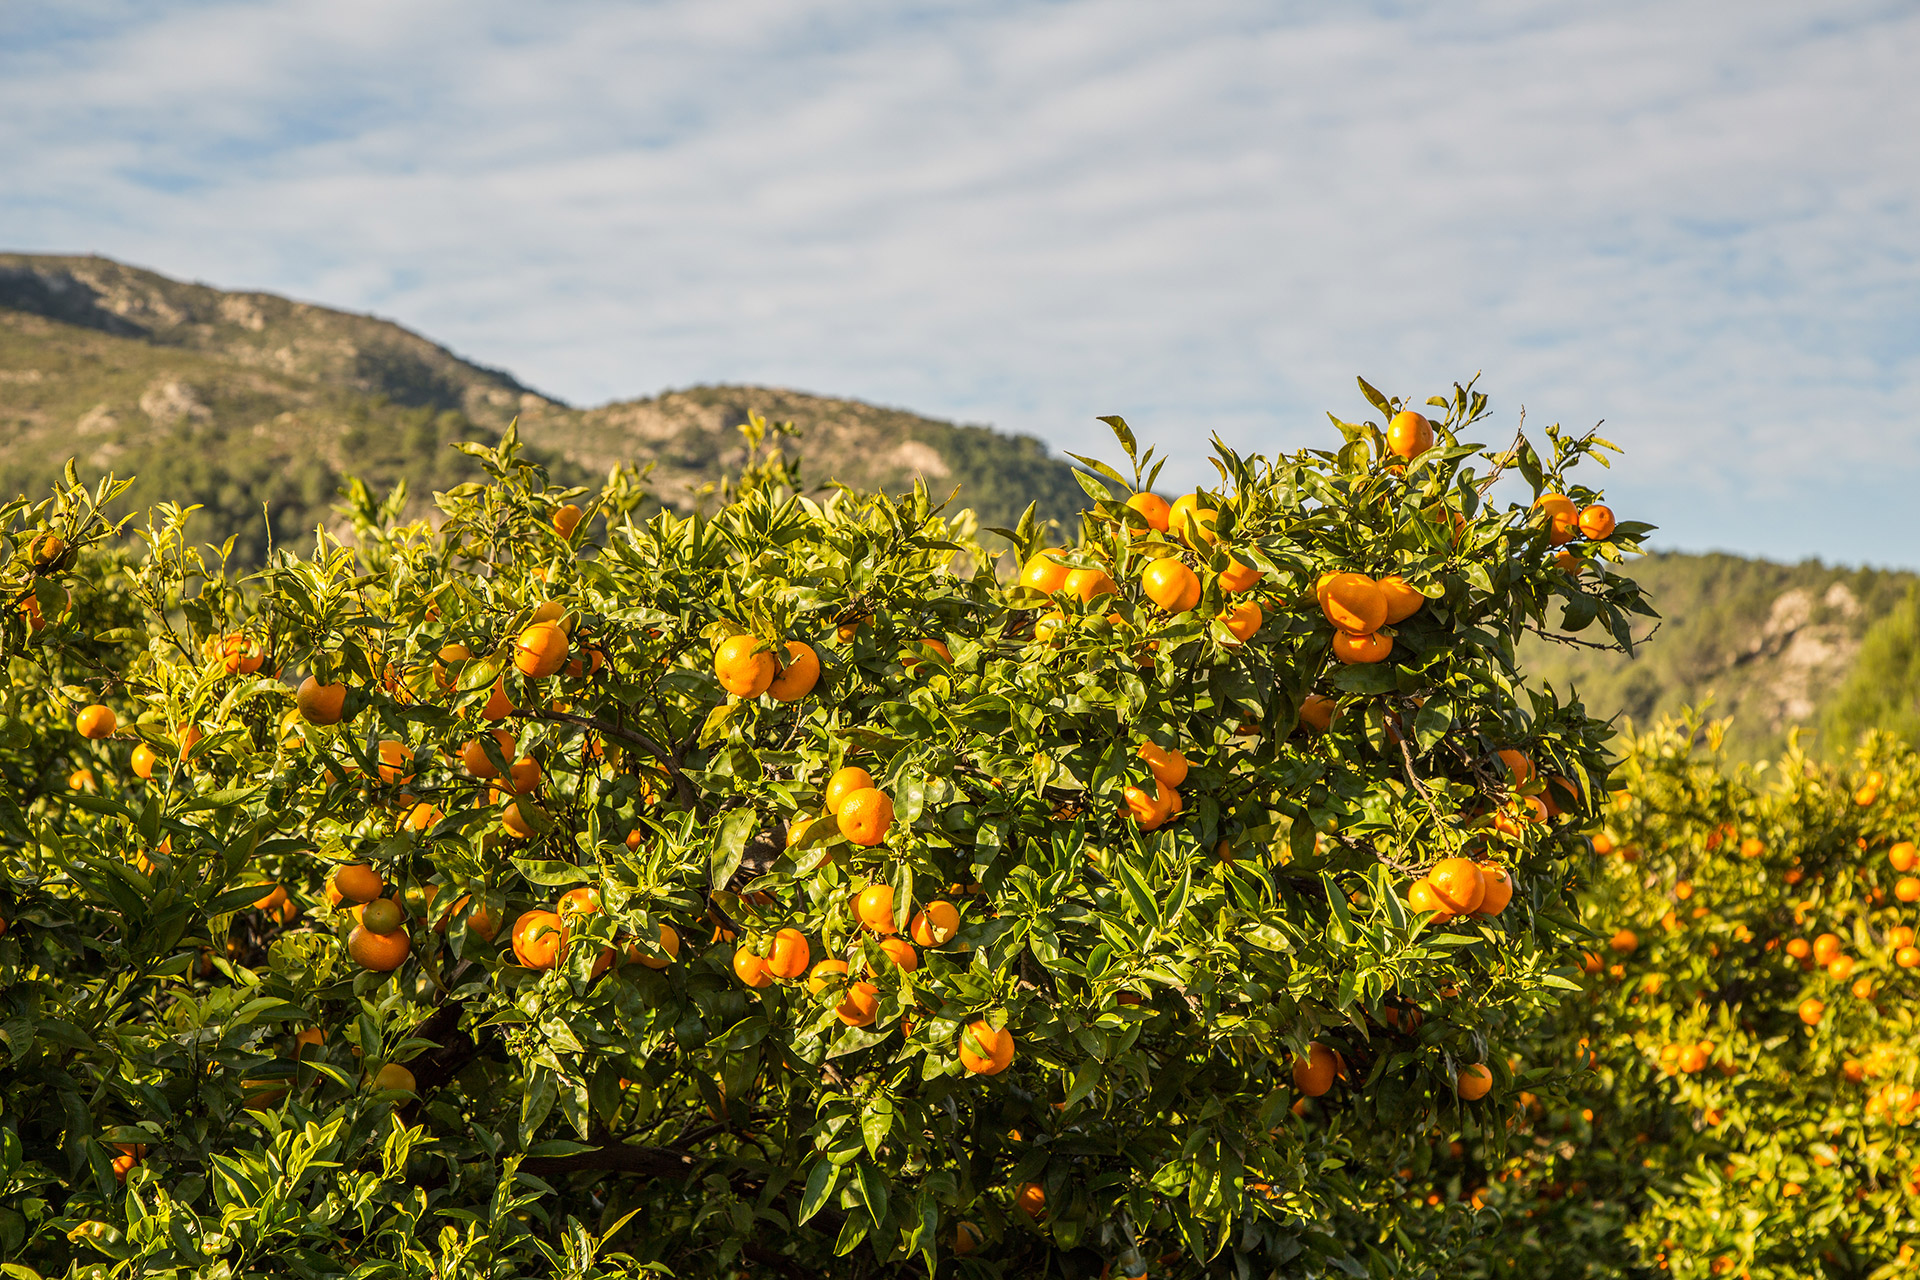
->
[1824,582,1920,748]
[1521,552,1914,760]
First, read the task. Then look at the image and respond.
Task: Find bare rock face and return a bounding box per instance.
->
[138,378,211,425]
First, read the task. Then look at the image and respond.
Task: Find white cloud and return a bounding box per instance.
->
[2,0,1917,563]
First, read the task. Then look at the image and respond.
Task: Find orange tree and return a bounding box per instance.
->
[0,384,1651,1276]
[1479,718,1920,1280]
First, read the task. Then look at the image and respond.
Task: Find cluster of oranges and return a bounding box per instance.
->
[1314,570,1424,666]
[1122,742,1189,832]
[1406,856,1515,922]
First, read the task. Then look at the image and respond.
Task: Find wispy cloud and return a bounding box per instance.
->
[2,0,1916,563]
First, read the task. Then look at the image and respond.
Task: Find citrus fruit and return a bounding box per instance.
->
[1386,410,1433,459]
[75,705,115,739]
[765,927,810,979]
[131,743,158,779]
[1292,1042,1336,1096]
[1320,573,1387,634]
[1534,493,1579,545]
[807,958,849,994]
[856,884,897,934]
[714,635,776,697]
[834,981,880,1026]
[376,740,414,784]
[1062,567,1117,603]
[629,923,680,969]
[1474,864,1514,916]
[910,900,961,946]
[1125,492,1170,533]
[825,766,875,814]
[1140,558,1201,612]
[1578,505,1615,539]
[1456,1063,1494,1100]
[512,910,565,968]
[838,788,894,846]
[768,642,821,701]
[1219,599,1262,640]
[1299,695,1337,732]
[1137,742,1189,788]
[514,621,570,678]
[360,898,405,934]
[348,925,411,972]
[1018,552,1070,594]
[1014,1181,1045,1219]
[552,503,582,538]
[1427,859,1486,914]
[296,677,347,725]
[1377,574,1425,623]
[373,1062,416,1092]
[1332,631,1391,664]
[734,948,772,988]
[959,1021,1015,1075]
[878,936,919,970]
[460,729,515,778]
[1217,554,1262,592]
[333,863,384,904]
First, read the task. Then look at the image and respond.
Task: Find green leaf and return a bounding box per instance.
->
[711,809,756,890]
[797,1159,838,1226]
[510,859,591,888]
[855,1160,890,1230]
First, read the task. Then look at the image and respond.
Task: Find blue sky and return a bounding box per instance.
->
[4,0,1918,565]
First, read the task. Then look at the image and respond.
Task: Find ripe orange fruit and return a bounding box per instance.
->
[878,936,919,971]
[1456,1063,1494,1100]
[838,788,894,847]
[501,800,541,838]
[1014,1181,1046,1219]
[1407,879,1452,921]
[1900,877,1920,904]
[1828,956,1856,981]
[1474,864,1514,916]
[628,923,680,969]
[1494,749,1533,786]
[714,635,776,698]
[373,1062,416,1092]
[1610,929,1639,954]
[807,958,850,994]
[515,622,570,678]
[481,678,514,721]
[1217,553,1262,593]
[765,927,810,979]
[903,637,952,670]
[130,743,158,779]
[1137,742,1189,788]
[825,765,876,814]
[1578,505,1615,539]
[497,755,542,796]
[1897,946,1920,969]
[1377,575,1425,624]
[953,1221,985,1256]
[1140,558,1201,613]
[910,900,961,946]
[1386,410,1433,460]
[1798,998,1825,1026]
[552,503,583,538]
[460,729,515,778]
[296,677,347,725]
[512,910,565,968]
[348,924,411,972]
[834,980,880,1026]
[1679,1044,1709,1074]
[1125,492,1171,534]
[1018,552,1071,594]
[1812,933,1843,965]
[856,884,897,934]
[376,740,414,785]
[1427,859,1486,914]
[1332,631,1392,664]
[1292,1043,1336,1096]
[734,948,772,988]
[1320,573,1387,635]
[558,886,602,919]
[333,863,384,904]
[1533,493,1579,545]
[1032,609,1066,643]
[1891,842,1918,872]
[75,704,116,739]
[1062,566,1118,603]
[221,633,265,675]
[1892,925,1916,948]
[768,642,821,702]
[959,1021,1016,1075]
[1785,937,1810,959]
[1219,599,1262,640]
[1124,785,1165,830]
[27,532,66,566]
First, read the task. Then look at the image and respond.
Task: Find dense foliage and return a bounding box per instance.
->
[1487,716,1920,1279]
[0,380,1650,1277]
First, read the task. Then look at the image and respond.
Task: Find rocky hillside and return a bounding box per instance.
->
[0,254,1088,562]
[1521,553,1915,760]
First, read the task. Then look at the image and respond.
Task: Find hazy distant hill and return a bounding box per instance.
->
[1521,552,1915,760]
[2,252,1908,759]
[0,254,1088,561]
